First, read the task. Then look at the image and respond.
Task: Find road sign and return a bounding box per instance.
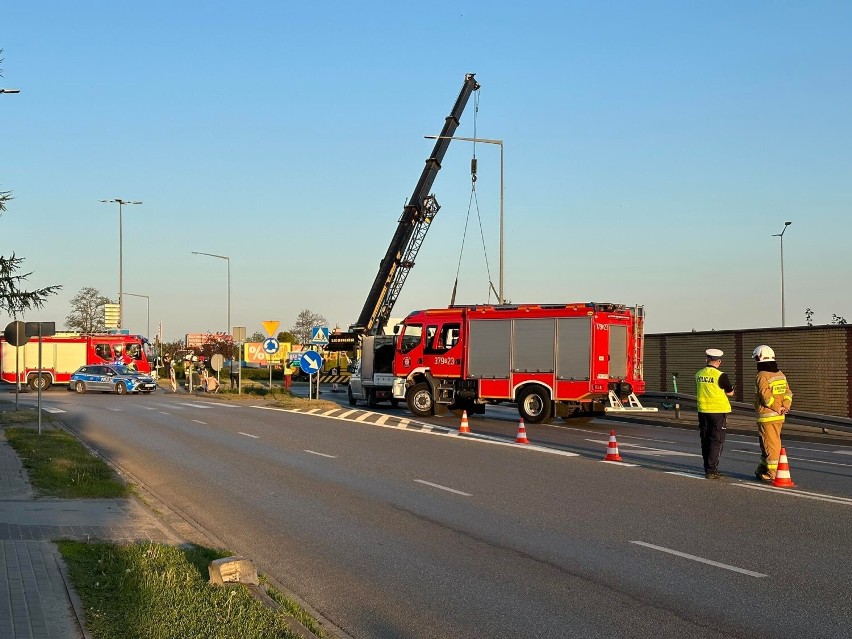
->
[311,326,330,345]
[210,354,225,371]
[104,304,120,329]
[3,321,28,347]
[263,337,280,355]
[327,331,357,351]
[262,321,280,337]
[25,322,56,337]
[232,326,246,343]
[299,350,324,374]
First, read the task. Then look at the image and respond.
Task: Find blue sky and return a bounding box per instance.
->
[2,1,850,341]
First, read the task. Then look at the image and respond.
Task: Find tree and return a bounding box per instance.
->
[248,331,265,343]
[65,287,113,334]
[291,309,328,345]
[0,53,62,316]
[198,332,235,362]
[805,308,814,326]
[277,330,297,344]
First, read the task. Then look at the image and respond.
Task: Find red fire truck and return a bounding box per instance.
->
[0,332,152,390]
[391,303,656,423]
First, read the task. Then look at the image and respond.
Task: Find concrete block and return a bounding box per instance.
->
[208,556,259,586]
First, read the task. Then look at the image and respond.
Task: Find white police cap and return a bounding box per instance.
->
[705,348,724,359]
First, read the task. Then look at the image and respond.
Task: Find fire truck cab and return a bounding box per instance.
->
[392,303,655,423]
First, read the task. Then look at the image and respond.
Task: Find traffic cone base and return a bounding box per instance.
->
[603,430,623,462]
[459,410,471,434]
[772,448,796,488]
[515,418,530,444]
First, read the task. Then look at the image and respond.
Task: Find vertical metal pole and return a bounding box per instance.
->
[14,344,20,410]
[227,258,231,338]
[37,326,42,435]
[780,233,786,327]
[268,359,272,392]
[499,141,504,304]
[119,201,123,329]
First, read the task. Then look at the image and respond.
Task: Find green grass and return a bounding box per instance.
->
[4,428,129,498]
[0,407,54,425]
[58,541,312,639]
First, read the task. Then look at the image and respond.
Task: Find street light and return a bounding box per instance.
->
[124,293,150,338]
[772,221,792,327]
[191,252,231,334]
[425,135,505,303]
[99,199,142,328]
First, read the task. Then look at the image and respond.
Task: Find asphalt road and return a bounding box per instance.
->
[9,387,852,638]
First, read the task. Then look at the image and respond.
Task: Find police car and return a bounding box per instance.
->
[69,364,158,395]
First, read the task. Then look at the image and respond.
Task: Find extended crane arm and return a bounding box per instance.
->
[352,73,480,336]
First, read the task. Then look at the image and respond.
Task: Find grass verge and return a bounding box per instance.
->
[58,541,319,639]
[0,407,54,425]
[4,427,129,498]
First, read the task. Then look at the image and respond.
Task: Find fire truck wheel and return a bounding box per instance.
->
[347,386,357,406]
[75,381,86,394]
[406,382,434,417]
[28,374,50,392]
[115,382,128,395]
[517,385,552,424]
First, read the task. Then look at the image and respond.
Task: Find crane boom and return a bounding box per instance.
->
[351,73,480,336]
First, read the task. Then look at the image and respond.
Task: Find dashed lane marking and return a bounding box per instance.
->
[238,432,259,439]
[601,460,640,467]
[304,450,337,459]
[665,472,706,480]
[192,420,206,425]
[732,449,852,469]
[414,479,472,497]
[630,541,768,578]
[178,402,213,409]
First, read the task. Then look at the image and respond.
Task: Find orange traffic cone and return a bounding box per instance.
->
[772,448,796,488]
[515,418,530,444]
[459,410,471,434]
[603,430,623,461]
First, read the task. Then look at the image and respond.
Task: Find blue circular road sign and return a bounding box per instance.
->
[262,338,280,355]
[299,350,324,374]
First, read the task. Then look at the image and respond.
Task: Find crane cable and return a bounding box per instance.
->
[450,89,497,306]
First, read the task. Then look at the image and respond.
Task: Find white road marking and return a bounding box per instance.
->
[40,407,65,414]
[833,450,852,456]
[601,460,640,467]
[178,402,212,409]
[153,403,183,409]
[414,479,472,497]
[355,412,372,422]
[337,410,358,418]
[238,432,259,439]
[665,472,706,480]
[159,411,171,415]
[304,450,337,458]
[107,408,122,412]
[733,484,852,506]
[191,420,206,425]
[375,415,390,425]
[732,449,852,469]
[630,541,768,578]
[140,406,156,410]
[587,439,700,457]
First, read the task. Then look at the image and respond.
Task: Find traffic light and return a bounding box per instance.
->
[104,304,120,329]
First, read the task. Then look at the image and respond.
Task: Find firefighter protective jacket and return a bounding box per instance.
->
[754,369,792,423]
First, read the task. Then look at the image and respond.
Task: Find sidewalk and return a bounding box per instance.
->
[0,410,184,639]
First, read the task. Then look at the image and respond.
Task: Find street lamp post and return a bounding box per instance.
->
[191,252,231,334]
[124,293,150,338]
[772,221,792,327]
[99,199,142,328]
[425,135,505,304]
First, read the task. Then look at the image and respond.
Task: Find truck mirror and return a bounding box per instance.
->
[393,324,401,335]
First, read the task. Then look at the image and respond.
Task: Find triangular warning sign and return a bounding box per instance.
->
[262,320,280,337]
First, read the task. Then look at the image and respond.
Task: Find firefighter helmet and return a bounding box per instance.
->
[752,345,775,362]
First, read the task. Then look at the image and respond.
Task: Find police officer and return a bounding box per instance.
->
[695,348,735,479]
[752,345,793,481]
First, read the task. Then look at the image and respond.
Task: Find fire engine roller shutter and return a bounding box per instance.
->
[609,324,628,378]
[468,320,510,378]
[513,319,555,372]
[557,317,591,380]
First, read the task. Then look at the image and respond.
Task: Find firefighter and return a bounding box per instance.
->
[753,345,793,481]
[695,348,735,479]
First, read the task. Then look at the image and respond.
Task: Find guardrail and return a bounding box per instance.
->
[641,391,852,434]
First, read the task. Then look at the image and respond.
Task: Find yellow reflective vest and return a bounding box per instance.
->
[695,366,732,413]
